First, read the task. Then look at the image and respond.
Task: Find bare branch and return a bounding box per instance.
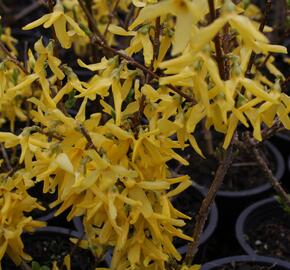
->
[184,141,234,265]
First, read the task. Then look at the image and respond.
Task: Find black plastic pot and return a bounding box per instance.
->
[288,155,290,175]
[2,226,108,270]
[212,142,283,198]
[37,209,83,233]
[73,215,84,232]
[194,141,285,223]
[270,132,290,161]
[236,197,290,260]
[172,184,218,256]
[201,255,290,270]
[276,132,290,143]
[2,226,110,270]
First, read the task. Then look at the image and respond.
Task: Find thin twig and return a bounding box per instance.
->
[47,0,63,92]
[231,162,258,167]
[76,0,194,102]
[208,0,226,80]
[281,75,290,92]
[90,34,194,101]
[104,0,121,38]
[0,41,28,75]
[0,0,11,13]
[245,0,272,77]
[77,0,107,45]
[222,23,231,80]
[202,120,214,157]
[123,4,135,30]
[12,0,43,22]
[184,141,234,265]
[146,17,161,83]
[0,142,12,171]
[23,41,29,72]
[78,124,99,153]
[261,119,286,141]
[246,134,290,209]
[38,129,64,141]
[20,261,32,270]
[259,53,272,69]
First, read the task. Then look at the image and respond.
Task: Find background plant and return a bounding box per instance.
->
[0,0,289,269]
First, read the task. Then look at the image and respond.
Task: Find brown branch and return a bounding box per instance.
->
[0,0,11,13]
[38,129,64,141]
[0,41,28,75]
[222,23,231,80]
[259,53,272,69]
[47,0,64,92]
[184,141,234,265]
[281,75,290,92]
[261,119,286,141]
[12,0,43,22]
[104,0,121,38]
[123,4,136,30]
[202,120,214,157]
[77,0,193,102]
[245,0,271,77]
[146,17,161,83]
[0,142,12,171]
[77,0,107,45]
[246,134,290,209]
[91,35,193,102]
[152,17,161,68]
[20,261,32,270]
[208,0,226,80]
[78,124,99,153]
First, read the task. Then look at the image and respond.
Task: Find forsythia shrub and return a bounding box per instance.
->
[0,0,289,269]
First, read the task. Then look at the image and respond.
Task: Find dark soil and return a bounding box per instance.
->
[171,186,204,248]
[21,231,106,270]
[0,231,109,270]
[176,140,276,192]
[211,262,286,270]
[247,213,290,261]
[27,182,57,219]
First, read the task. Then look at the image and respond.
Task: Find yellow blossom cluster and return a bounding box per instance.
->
[0,171,45,268]
[0,0,289,269]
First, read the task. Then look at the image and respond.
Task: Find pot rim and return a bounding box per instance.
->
[276,133,290,142]
[23,226,111,267]
[31,225,83,239]
[235,197,280,256]
[201,255,290,270]
[176,183,219,254]
[193,141,285,198]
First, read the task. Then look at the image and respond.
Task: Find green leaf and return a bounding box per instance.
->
[65,89,77,109]
[275,195,290,215]
[40,266,50,270]
[125,88,134,103]
[12,68,20,86]
[111,109,116,121]
[32,261,41,270]
[243,0,250,9]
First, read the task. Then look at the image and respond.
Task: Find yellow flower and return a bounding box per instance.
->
[0,28,18,56]
[34,38,65,80]
[0,175,45,267]
[23,2,85,49]
[129,0,210,55]
[108,25,153,67]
